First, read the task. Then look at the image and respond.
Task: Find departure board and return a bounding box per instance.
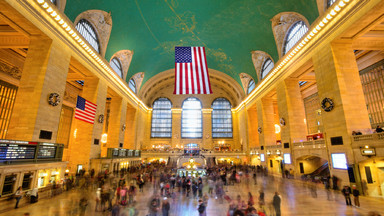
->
[118,149,126,157]
[37,145,57,159]
[0,144,36,160]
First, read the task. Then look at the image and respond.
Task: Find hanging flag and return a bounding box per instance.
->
[174,47,212,94]
[75,96,97,124]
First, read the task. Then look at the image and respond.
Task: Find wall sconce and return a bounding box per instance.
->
[276,150,281,155]
[101,133,108,144]
[267,151,271,156]
[275,124,281,134]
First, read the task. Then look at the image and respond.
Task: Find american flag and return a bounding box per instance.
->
[75,96,97,124]
[174,47,212,94]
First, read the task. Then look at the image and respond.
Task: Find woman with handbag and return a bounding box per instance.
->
[14,186,23,209]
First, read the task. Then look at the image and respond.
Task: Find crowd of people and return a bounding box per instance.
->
[11,162,382,216]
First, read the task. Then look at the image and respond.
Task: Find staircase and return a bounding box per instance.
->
[309,162,330,177]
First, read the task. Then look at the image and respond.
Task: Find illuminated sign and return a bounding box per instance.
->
[361,148,375,156]
[284,153,291,164]
[260,154,265,162]
[331,153,348,170]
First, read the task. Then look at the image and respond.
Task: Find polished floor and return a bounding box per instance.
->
[2,175,384,216]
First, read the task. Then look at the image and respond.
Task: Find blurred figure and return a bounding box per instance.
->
[352,185,360,207]
[273,192,281,216]
[341,185,352,206]
[162,197,170,216]
[79,197,88,216]
[29,188,38,203]
[14,186,23,209]
[258,190,265,207]
[197,199,206,216]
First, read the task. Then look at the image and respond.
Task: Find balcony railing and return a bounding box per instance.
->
[351,133,384,148]
[293,139,326,149]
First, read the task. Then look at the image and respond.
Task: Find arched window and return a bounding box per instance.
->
[247,79,255,94]
[50,0,57,5]
[327,0,336,8]
[182,98,202,138]
[111,57,123,78]
[212,98,232,138]
[75,19,100,53]
[283,21,308,55]
[129,78,136,93]
[151,98,172,138]
[260,58,274,79]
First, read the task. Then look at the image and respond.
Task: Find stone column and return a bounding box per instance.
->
[123,106,137,149]
[104,96,126,153]
[202,109,212,150]
[247,107,259,149]
[66,77,107,173]
[6,36,71,141]
[171,109,181,148]
[256,98,276,147]
[313,42,371,183]
[276,78,308,144]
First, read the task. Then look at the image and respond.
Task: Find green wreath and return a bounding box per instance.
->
[321,98,334,112]
[48,93,60,106]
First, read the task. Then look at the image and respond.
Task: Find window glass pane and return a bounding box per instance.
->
[2,175,16,195]
[248,79,255,94]
[151,98,172,138]
[182,98,202,138]
[50,0,57,5]
[283,21,308,55]
[22,173,32,190]
[111,58,123,78]
[327,0,336,8]
[212,98,233,138]
[75,19,100,53]
[129,79,136,93]
[261,58,274,79]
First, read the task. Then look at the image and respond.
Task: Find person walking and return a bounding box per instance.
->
[162,197,170,216]
[79,197,88,216]
[273,192,281,216]
[197,199,206,216]
[352,185,360,207]
[14,186,23,209]
[341,185,352,206]
[253,171,257,185]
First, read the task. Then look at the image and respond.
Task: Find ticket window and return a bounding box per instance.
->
[38,172,47,188]
[50,171,58,183]
[2,175,16,195]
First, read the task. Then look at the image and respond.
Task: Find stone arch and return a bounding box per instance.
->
[271,12,310,58]
[74,10,112,58]
[110,50,134,81]
[239,73,253,94]
[128,72,144,94]
[139,69,245,108]
[251,51,275,82]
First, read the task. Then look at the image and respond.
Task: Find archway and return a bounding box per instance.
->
[296,155,329,181]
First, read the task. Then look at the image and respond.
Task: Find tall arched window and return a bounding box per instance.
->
[283,21,308,55]
[75,19,100,53]
[212,98,233,138]
[151,98,172,138]
[182,98,202,138]
[247,79,255,94]
[111,57,123,78]
[260,58,274,79]
[327,0,336,8]
[50,0,57,5]
[129,78,136,93]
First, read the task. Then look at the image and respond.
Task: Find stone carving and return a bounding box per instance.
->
[0,61,22,79]
[271,12,309,58]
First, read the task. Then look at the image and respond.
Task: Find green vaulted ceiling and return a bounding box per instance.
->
[64,0,319,88]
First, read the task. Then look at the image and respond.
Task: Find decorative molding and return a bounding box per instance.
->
[110,50,134,81]
[0,60,22,79]
[132,72,144,93]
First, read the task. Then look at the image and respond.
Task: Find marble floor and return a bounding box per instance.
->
[2,175,384,216]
